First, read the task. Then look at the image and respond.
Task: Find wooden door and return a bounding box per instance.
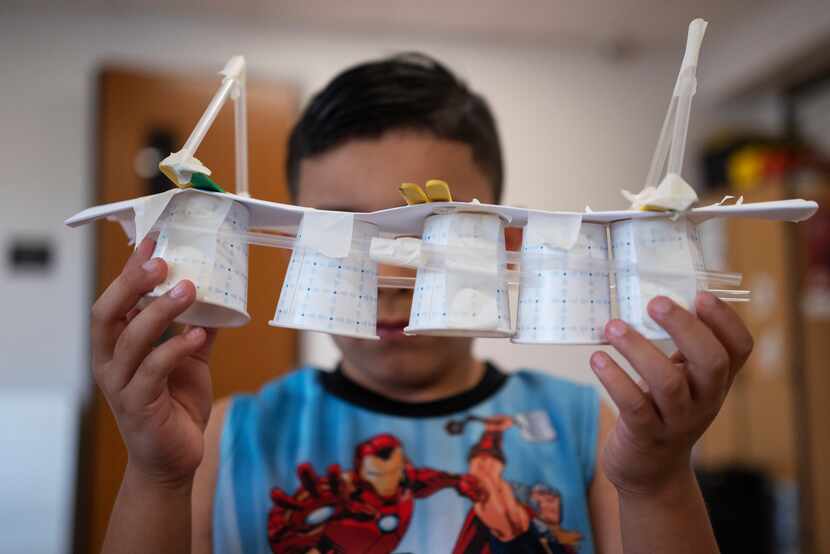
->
[696,185,799,478]
[83,67,299,552]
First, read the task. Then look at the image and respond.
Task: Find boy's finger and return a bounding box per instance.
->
[91,239,165,363]
[183,326,218,364]
[121,327,207,411]
[604,319,692,423]
[647,296,731,403]
[110,280,197,389]
[590,351,661,434]
[125,307,141,323]
[694,292,754,384]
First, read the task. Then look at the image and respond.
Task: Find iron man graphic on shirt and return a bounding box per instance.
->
[267,414,582,554]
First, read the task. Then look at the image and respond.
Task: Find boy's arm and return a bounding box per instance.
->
[102,395,227,554]
[91,238,219,554]
[589,403,717,554]
[588,292,754,554]
[588,403,622,554]
[102,387,227,554]
[103,468,194,554]
[192,398,231,553]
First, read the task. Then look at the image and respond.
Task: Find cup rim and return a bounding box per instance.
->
[268,320,380,340]
[141,293,251,328]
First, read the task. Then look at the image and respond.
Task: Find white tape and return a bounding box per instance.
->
[525,212,583,250]
[611,217,703,339]
[297,210,355,258]
[406,212,511,336]
[133,188,180,245]
[369,237,423,267]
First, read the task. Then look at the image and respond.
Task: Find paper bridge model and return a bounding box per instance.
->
[66,20,818,345]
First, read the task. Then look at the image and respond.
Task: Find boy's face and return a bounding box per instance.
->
[296,131,496,388]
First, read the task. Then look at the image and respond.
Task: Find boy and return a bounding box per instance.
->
[92,54,752,553]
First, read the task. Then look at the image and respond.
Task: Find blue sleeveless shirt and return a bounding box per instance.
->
[214,365,599,553]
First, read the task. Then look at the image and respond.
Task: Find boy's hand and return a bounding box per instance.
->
[91,238,217,487]
[590,292,753,496]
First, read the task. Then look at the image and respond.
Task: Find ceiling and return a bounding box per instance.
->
[6,0,772,51]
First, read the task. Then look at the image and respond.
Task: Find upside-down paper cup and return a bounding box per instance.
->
[611,217,705,340]
[405,211,512,337]
[144,192,251,327]
[270,219,380,339]
[513,221,611,344]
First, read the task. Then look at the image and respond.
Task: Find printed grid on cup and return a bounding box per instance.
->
[151,194,250,321]
[514,222,611,343]
[274,220,379,338]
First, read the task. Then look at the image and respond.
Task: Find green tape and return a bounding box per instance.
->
[190,172,225,193]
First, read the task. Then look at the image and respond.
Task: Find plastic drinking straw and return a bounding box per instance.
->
[231,60,250,197]
[644,96,677,190]
[643,19,707,189]
[377,275,750,302]
[667,19,707,176]
[151,220,742,287]
[175,56,248,191]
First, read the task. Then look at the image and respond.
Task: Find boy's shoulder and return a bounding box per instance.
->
[509,367,599,402]
[226,366,321,417]
[511,367,595,389]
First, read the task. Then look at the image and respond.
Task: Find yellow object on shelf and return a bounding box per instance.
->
[729,147,765,191]
[425,179,453,202]
[399,183,429,205]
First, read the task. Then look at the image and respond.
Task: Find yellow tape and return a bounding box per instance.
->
[425,180,452,202]
[399,183,429,205]
[159,165,192,188]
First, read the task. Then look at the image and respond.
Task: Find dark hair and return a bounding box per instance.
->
[286,53,503,201]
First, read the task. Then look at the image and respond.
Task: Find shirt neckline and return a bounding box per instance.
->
[317,361,508,418]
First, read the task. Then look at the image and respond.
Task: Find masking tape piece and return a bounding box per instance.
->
[526,212,583,251]
[399,183,429,205]
[425,180,452,202]
[622,172,698,212]
[158,152,212,188]
[297,210,355,258]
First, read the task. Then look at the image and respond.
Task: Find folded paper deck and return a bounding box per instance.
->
[65,188,819,238]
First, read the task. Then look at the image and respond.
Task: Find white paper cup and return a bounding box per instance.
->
[405,211,512,337]
[611,217,705,339]
[144,192,250,328]
[270,219,380,339]
[513,222,611,344]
